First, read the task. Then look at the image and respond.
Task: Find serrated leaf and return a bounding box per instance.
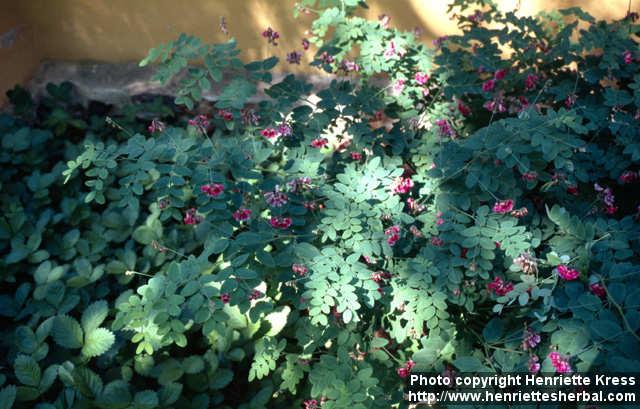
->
[81,300,108,332]
[14,355,41,387]
[52,315,83,349]
[82,328,115,357]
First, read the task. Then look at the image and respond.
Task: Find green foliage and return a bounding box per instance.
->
[1,0,640,408]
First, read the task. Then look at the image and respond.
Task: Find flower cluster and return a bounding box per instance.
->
[148,118,166,133]
[619,170,638,184]
[385,225,400,246]
[292,264,308,276]
[286,50,302,64]
[487,276,514,296]
[548,351,572,373]
[232,208,251,222]
[513,253,538,274]
[188,114,209,129]
[435,118,455,138]
[390,176,414,194]
[557,265,580,281]
[594,183,617,214]
[216,109,233,121]
[396,359,415,378]
[287,177,312,193]
[528,355,541,373]
[521,328,541,350]
[183,208,203,225]
[200,183,224,197]
[262,27,280,45]
[270,216,292,229]
[492,199,515,214]
[310,138,329,148]
[264,187,288,207]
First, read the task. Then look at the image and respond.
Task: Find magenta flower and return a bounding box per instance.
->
[619,170,638,184]
[385,225,400,246]
[270,216,292,229]
[303,399,318,409]
[183,208,203,225]
[216,109,233,121]
[492,199,515,214]
[264,188,288,207]
[319,51,334,64]
[340,59,360,72]
[310,138,328,148]
[392,79,405,94]
[232,208,252,222]
[590,282,606,299]
[528,355,541,373]
[286,177,312,193]
[248,289,263,300]
[487,276,514,296]
[482,79,495,92]
[188,114,209,129]
[200,183,224,197]
[292,263,308,276]
[524,74,539,90]
[414,71,429,85]
[430,236,444,246]
[557,265,580,281]
[262,27,280,45]
[302,38,310,50]
[457,100,472,117]
[494,68,507,80]
[390,176,414,194]
[522,328,541,350]
[521,171,538,181]
[220,293,230,304]
[350,152,362,160]
[261,127,279,139]
[623,50,634,64]
[548,351,572,373]
[286,50,302,64]
[148,118,166,133]
[435,119,455,137]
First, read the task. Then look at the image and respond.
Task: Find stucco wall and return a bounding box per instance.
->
[0,0,636,106]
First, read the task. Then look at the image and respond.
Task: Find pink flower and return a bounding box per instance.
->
[292,264,308,276]
[436,211,444,225]
[406,198,425,214]
[183,208,203,225]
[494,69,507,80]
[220,293,230,303]
[557,265,580,281]
[619,170,638,184]
[522,328,541,350]
[340,59,360,72]
[392,79,405,94]
[200,183,224,197]
[528,355,541,373]
[390,176,414,194]
[548,351,572,374]
[233,208,252,222]
[396,360,415,378]
[287,177,312,193]
[350,152,362,160]
[521,171,538,181]
[319,52,334,64]
[623,50,634,65]
[302,38,310,50]
[278,123,292,137]
[270,216,292,229]
[303,399,318,409]
[492,199,515,214]
[414,72,429,85]
[248,289,263,300]
[261,127,279,139]
[262,27,280,45]
[385,225,400,246]
[487,276,514,296]
[431,236,444,246]
[216,109,233,121]
[457,100,472,117]
[482,79,495,92]
[590,282,606,299]
[148,118,165,133]
[524,74,539,90]
[264,188,288,207]
[435,119,455,137]
[286,50,302,64]
[310,138,328,148]
[188,114,209,129]
[566,185,579,196]
[371,270,391,283]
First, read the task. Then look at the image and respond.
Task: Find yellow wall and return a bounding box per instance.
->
[1,0,636,106]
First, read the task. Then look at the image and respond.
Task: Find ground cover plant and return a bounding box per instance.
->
[1,0,639,408]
